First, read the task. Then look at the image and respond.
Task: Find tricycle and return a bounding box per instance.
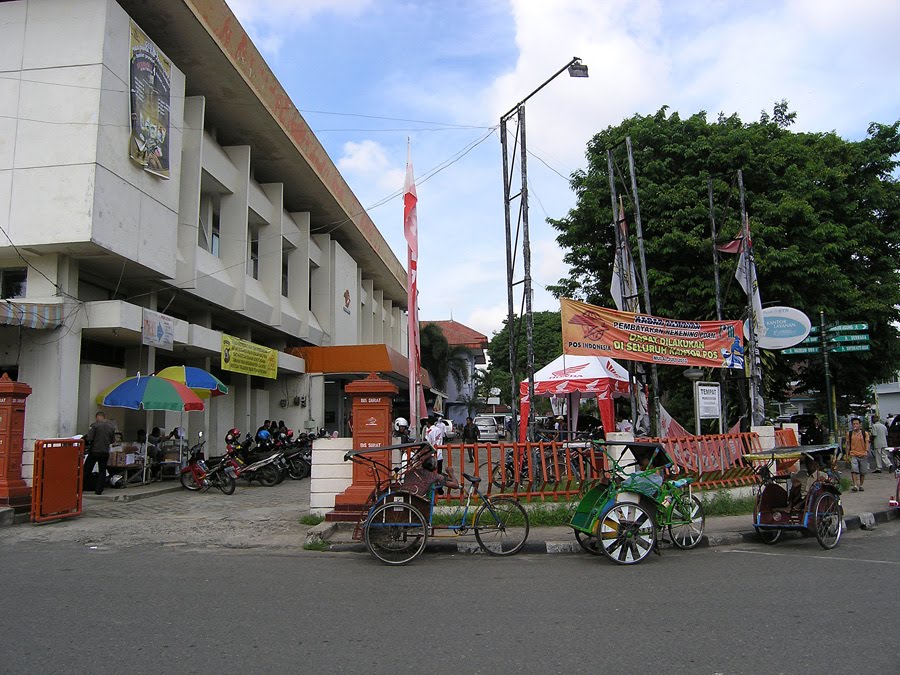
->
[743,444,843,549]
[567,440,705,565]
[344,442,530,565]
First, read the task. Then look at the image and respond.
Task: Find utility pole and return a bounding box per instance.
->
[708,177,728,426]
[737,170,763,427]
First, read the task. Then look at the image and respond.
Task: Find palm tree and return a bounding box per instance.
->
[420,323,470,392]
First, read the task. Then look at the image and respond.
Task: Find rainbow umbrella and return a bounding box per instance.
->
[96,374,205,411]
[156,366,228,399]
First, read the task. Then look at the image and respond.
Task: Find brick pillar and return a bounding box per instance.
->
[0,374,33,512]
[328,373,397,521]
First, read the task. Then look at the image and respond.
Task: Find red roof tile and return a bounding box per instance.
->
[427,320,488,350]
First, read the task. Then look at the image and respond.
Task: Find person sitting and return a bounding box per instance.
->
[790,455,825,506]
[402,455,459,498]
[622,451,664,498]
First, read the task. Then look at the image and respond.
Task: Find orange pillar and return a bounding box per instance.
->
[0,374,33,512]
[329,373,397,521]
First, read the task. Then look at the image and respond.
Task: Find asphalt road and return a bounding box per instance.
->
[0,526,897,674]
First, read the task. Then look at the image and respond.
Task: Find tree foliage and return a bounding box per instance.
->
[420,323,470,392]
[486,311,563,405]
[547,103,900,421]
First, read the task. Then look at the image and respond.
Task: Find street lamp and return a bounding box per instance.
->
[500,57,588,441]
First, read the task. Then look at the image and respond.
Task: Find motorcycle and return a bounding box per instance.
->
[221,429,282,487]
[282,432,312,480]
[179,433,236,495]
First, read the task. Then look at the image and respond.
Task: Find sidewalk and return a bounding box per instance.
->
[312,470,900,554]
[3,471,897,555]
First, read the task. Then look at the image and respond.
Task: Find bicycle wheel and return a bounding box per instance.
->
[596,501,656,565]
[574,530,601,555]
[491,462,515,490]
[667,494,705,550]
[813,491,842,549]
[364,501,427,565]
[474,498,529,555]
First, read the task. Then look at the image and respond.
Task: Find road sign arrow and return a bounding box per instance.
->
[828,323,868,333]
[831,344,870,353]
[829,334,870,343]
[783,347,820,355]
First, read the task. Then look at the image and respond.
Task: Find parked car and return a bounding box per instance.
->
[439,417,457,441]
[473,416,500,442]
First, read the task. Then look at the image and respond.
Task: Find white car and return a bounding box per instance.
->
[473,416,500,442]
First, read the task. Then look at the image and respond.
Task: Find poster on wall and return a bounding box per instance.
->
[560,297,745,369]
[221,334,278,379]
[129,20,171,179]
[141,308,174,351]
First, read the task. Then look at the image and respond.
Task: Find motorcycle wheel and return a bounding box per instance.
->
[288,458,311,480]
[180,471,201,491]
[274,463,286,485]
[258,464,280,487]
[216,471,236,495]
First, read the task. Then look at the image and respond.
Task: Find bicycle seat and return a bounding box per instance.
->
[462,473,481,484]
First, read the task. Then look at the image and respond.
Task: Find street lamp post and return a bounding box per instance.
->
[500,57,588,441]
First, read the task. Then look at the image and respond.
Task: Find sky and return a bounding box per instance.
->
[225,0,900,341]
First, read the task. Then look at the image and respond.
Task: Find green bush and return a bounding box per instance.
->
[699,490,756,516]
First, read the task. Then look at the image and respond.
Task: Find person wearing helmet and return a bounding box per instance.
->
[393,417,411,443]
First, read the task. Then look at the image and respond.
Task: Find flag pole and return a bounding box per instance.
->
[737,170,762,427]
[708,176,728,425]
[625,136,658,436]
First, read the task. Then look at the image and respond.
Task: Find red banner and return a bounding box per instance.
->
[560,298,745,369]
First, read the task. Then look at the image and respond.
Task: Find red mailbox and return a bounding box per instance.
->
[330,373,397,521]
[0,374,32,511]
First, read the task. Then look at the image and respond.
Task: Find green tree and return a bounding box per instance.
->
[547,104,900,423]
[420,323,470,392]
[486,311,563,406]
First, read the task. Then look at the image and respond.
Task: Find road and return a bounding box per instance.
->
[0,525,897,674]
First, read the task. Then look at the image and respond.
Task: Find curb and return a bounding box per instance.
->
[317,507,899,555]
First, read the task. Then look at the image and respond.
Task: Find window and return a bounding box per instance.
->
[282,255,289,297]
[199,204,220,258]
[0,268,27,299]
[248,231,259,280]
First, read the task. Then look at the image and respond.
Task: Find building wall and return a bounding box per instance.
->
[0,0,410,484]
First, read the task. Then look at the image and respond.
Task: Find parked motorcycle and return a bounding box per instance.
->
[179,433,236,495]
[222,429,282,487]
[282,432,312,480]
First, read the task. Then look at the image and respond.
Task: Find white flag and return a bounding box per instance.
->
[610,201,640,312]
[735,243,766,337]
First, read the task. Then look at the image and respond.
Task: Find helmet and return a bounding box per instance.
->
[256,429,272,442]
[394,417,409,432]
[225,428,241,444]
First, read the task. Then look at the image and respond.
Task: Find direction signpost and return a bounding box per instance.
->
[782,315,870,437]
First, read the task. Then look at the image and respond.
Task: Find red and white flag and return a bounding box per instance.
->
[404,144,427,427]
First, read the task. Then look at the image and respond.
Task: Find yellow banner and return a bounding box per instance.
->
[221,334,278,379]
[560,297,745,369]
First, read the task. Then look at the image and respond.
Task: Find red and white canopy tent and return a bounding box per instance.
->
[519,354,632,440]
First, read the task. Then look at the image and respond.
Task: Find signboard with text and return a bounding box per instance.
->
[141,309,174,351]
[221,334,278,379]
[560,297,744,369]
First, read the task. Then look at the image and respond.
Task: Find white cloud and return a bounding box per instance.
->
[337,140,405,194]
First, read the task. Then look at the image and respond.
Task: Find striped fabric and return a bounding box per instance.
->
[0,301,64,329]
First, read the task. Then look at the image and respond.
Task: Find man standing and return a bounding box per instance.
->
[845,417,870,492]
[461,416,480,463]
[425,417,446,473]
[85,411,117,495]
[870,415,890,473]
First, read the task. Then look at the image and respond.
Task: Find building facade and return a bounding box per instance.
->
[0,0,409,481]
[428,320,488,426]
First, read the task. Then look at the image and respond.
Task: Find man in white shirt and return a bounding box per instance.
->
[425,417,447,473]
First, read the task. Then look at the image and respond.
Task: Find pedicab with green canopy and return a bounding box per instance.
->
[567,440,706,565]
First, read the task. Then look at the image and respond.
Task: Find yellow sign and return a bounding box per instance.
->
[221,334,278,379]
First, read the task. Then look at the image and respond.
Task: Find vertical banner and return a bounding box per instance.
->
[404,144,426,427]
[561,297,745,369]
[129,21,171,178]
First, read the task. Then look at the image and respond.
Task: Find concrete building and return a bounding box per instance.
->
[0,0,410,482]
